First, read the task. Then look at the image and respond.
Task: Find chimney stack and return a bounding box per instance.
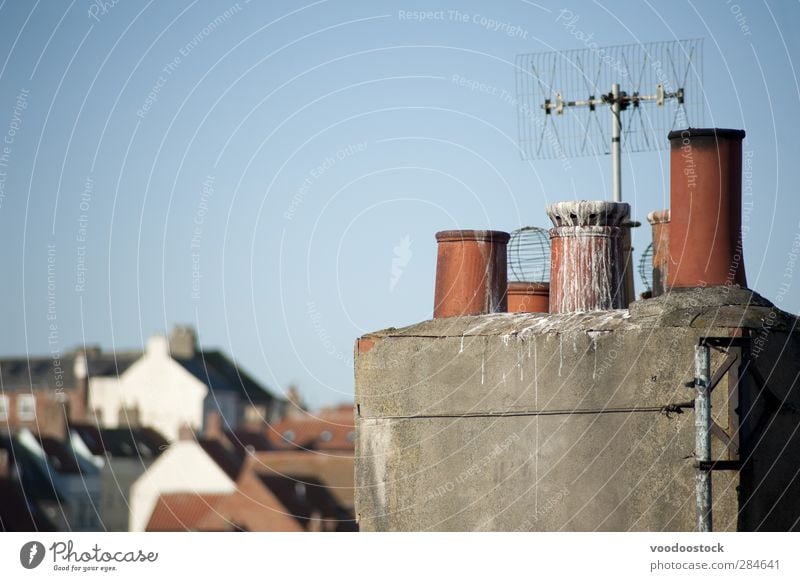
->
[647,209,670,297]
[204,410,223,440]
[0,449,9,479]
[177,423,195,441]
[72,350,89,422]
[169,326,198,359]
[667,128,747,289]
[506,282,550,313]
[433,230,509,318]
[546,201,629,314]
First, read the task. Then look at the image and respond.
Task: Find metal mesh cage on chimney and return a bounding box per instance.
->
[507,226,551,283]
[638,242,654,294]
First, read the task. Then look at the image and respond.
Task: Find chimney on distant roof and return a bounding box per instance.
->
[286,385,305,419]
[204,410,223,441]
[0,449,9,479]
[72,350,89,422]
[177,423,195,441]
[169,326,197,359]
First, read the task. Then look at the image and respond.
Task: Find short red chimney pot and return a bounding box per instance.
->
[506,282,550,313]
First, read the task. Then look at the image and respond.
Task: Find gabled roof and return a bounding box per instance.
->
[145,493,231,532]
[70,424,168,459]
[171,350,279,404]
[0,352,139,392]
[0,433,62,502]
[197,469,305,532]
[198,439,243,481]
[222,429,273,456]
[36,436,83,474]
[0,335,282,407]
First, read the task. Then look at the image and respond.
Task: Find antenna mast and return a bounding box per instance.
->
[516,39,703,302]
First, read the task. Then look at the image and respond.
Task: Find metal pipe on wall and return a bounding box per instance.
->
[695,343,712,532]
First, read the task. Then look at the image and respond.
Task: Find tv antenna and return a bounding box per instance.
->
[515,38,704,202]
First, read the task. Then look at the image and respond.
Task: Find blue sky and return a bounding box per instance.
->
[0,0,798,408]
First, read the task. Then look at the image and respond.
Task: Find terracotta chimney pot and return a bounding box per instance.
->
[506,282,550,313]
[433,230,509,318]
[667,128,746,289]
[647,209,670,297]
[547,201,628,314]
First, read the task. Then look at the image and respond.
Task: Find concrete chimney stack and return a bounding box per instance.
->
[433,230,509,318]
[667,128,747,289]
[546,201,629,313]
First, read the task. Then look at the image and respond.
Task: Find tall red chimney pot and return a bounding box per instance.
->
[667,128,746,289]
[433,230,509,318]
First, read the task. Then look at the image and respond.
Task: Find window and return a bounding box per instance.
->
[346,430,355,443]
[283,430,296,442]
[17,394,35,421]
[0,395,8,421]
[319,430,333,442]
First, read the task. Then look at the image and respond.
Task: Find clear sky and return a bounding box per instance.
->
[0,0,798,409]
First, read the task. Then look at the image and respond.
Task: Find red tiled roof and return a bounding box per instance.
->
[145,493,231,532]
[246,451,355,511]
[266,408,355,451]
[198,470,305,532]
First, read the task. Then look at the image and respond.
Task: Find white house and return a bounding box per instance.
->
[128,439,236,532]
[89,327,284,442]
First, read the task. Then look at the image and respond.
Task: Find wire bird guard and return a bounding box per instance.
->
[638,242,654,295]
[508,226,551,283]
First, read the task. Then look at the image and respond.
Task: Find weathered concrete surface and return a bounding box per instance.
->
[355,286,800,531]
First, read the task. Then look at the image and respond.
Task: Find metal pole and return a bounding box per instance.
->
[611,83,622,203]
[695,343,712,532]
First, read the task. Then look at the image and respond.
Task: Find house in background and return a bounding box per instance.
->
[69,424,168,531]
[0,438,57,531]
[1,325,286,444]
[131,407,357,532]
[0,348,138,438]
[129,433,239,532]
[89,326,286,441]
[0,429,101,531]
